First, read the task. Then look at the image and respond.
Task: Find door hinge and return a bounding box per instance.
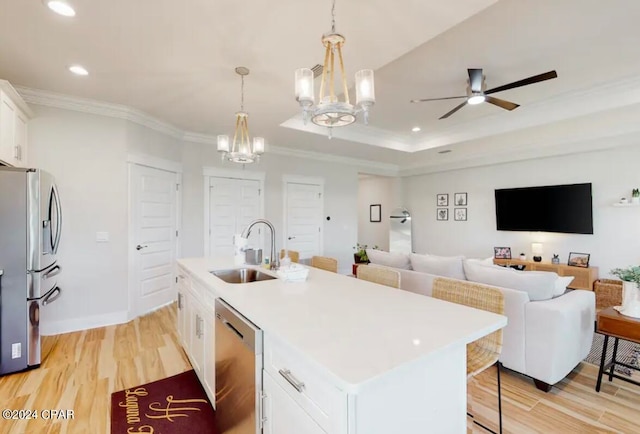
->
[176,230,179,237]
[176,184,180,191]
[258,188,262,196]
[318,192,322,198]
[318,227,321,232]
[175,276,178,283]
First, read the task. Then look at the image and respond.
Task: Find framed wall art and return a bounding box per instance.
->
[454,192,468,206]
[437,194,448,207]
[494,247,512,259]
[454,208,467,221]
[370,204,381,222]
[568,252,590,268]
[437,208,448,221]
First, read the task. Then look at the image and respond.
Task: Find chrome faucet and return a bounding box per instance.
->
[241,219,279,270]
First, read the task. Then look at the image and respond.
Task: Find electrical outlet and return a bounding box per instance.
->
[11,343,21,359]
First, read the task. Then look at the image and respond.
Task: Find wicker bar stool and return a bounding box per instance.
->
[279,249,300,263]
[356,265,401,288]
[432,277,505,434]
[311,256,338,273]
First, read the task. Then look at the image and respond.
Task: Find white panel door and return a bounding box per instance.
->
[208,177,261,256]
[132,164,177,315]
[285,182,322,260]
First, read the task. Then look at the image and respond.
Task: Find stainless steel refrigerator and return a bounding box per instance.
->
[0,167,62,375]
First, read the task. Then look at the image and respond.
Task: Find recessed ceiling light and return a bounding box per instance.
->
[411,126,421,132]
[68,65,89,76]
[43,0,76,17]
[438,149,452,154]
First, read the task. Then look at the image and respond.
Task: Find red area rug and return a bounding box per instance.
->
[111,370,216,433]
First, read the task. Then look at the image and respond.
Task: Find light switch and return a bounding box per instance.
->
[96,232,109,242]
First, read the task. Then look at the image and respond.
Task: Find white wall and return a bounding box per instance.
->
[28,105,181,334]
[181,142,361,274]
[403,144,640,278]
[357,175,402,251]
[29,106,130,333]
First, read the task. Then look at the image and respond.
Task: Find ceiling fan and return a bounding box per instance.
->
[411,68,558,119]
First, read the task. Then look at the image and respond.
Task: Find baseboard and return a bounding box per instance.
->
[41,310,130,336]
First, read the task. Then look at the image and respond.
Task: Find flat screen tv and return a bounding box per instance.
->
[495,183,593,234]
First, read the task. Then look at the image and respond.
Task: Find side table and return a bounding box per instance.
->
[595,307,640,392]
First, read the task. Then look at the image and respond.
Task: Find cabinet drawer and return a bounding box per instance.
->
[264,334,345,432]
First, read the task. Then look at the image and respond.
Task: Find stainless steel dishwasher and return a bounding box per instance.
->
[215,298,263,434]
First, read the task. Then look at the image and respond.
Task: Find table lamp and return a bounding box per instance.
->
[531,242,543,262]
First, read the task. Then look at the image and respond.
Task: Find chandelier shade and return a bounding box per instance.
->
[217,67,265,164]
[294,0,375,134]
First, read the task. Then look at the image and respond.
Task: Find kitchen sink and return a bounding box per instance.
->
[211,268,277,284]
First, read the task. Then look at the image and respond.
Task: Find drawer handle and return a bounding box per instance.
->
[278,369,305,393]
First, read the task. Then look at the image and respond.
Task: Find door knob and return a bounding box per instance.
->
[288,236,296,240]
[136,245,148,251]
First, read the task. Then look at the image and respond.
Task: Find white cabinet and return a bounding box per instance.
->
[263,370,327,434]
[176,267,216,406]
[0,81,32,167]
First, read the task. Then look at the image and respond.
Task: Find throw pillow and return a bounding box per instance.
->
[410,253,466,280]
[463,259,558,301]
[366,249,412,270]
[553,276,575,297]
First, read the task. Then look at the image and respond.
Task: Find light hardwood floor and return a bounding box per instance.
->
[0,305,190,434]
[1,304,639,433]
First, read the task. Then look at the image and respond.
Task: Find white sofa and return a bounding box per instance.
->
[366,250,596,391]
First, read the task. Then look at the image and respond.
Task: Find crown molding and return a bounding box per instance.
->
[16,87,400,173]
[16,86,184,139]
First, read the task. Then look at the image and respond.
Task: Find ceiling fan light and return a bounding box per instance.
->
[468,95,485,105]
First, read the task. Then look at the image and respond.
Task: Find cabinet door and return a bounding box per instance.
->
[263,371,326,434]
[0,93,16,165]
[202,311,216,406]
[190,302,205,376]
[13,110,27,166]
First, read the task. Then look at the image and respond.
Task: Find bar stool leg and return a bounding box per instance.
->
[608,337,619,382]
[497,362,503,434]
[596,334,609,392]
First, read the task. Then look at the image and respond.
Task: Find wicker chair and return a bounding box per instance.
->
[279,249,300,263]
[356,265,401,288]
[311,256,338,273]
[432,277,504,434]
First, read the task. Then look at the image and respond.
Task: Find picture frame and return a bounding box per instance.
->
[437,208,448,221]
[494,246,512,259]
[454,192,468,206]
[369,204,381,222]
[568,252,590,268]
[436,194,449,207]
[454,208,467,221]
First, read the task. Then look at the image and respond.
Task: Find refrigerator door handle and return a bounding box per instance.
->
[42,265,62,280]
[42,286,62,306]
[51,184,62,254]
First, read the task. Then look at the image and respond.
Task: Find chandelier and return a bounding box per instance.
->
[217,67,265,163]
[294,0,375,136]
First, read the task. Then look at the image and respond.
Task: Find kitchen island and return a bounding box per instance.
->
[177,257,507,434]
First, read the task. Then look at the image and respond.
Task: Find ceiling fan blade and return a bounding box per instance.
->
[485,70,558,95]
[411,96,467,103]
[485,96,520,111]
[468,68,483,92]
[439,101,467,119]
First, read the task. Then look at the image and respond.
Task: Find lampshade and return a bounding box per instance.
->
[217,135,230,153]
[253,137,265,155]
[295,68,314,105]
[355,69,375,106]
[531,243,543,255]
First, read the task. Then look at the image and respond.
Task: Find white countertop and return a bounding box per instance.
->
[178,257,507,392]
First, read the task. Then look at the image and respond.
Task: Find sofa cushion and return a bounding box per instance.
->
[463,259,558,301]
[367,249,411,270]
[410,253,466,280]
[553,276,575,297]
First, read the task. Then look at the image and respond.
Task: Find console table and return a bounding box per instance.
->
[595,307,640,392]
[493,259,598,291]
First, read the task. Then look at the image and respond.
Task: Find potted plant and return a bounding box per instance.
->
[353,243,378,264]
[632,188,640,204]
[610,266,640,317]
